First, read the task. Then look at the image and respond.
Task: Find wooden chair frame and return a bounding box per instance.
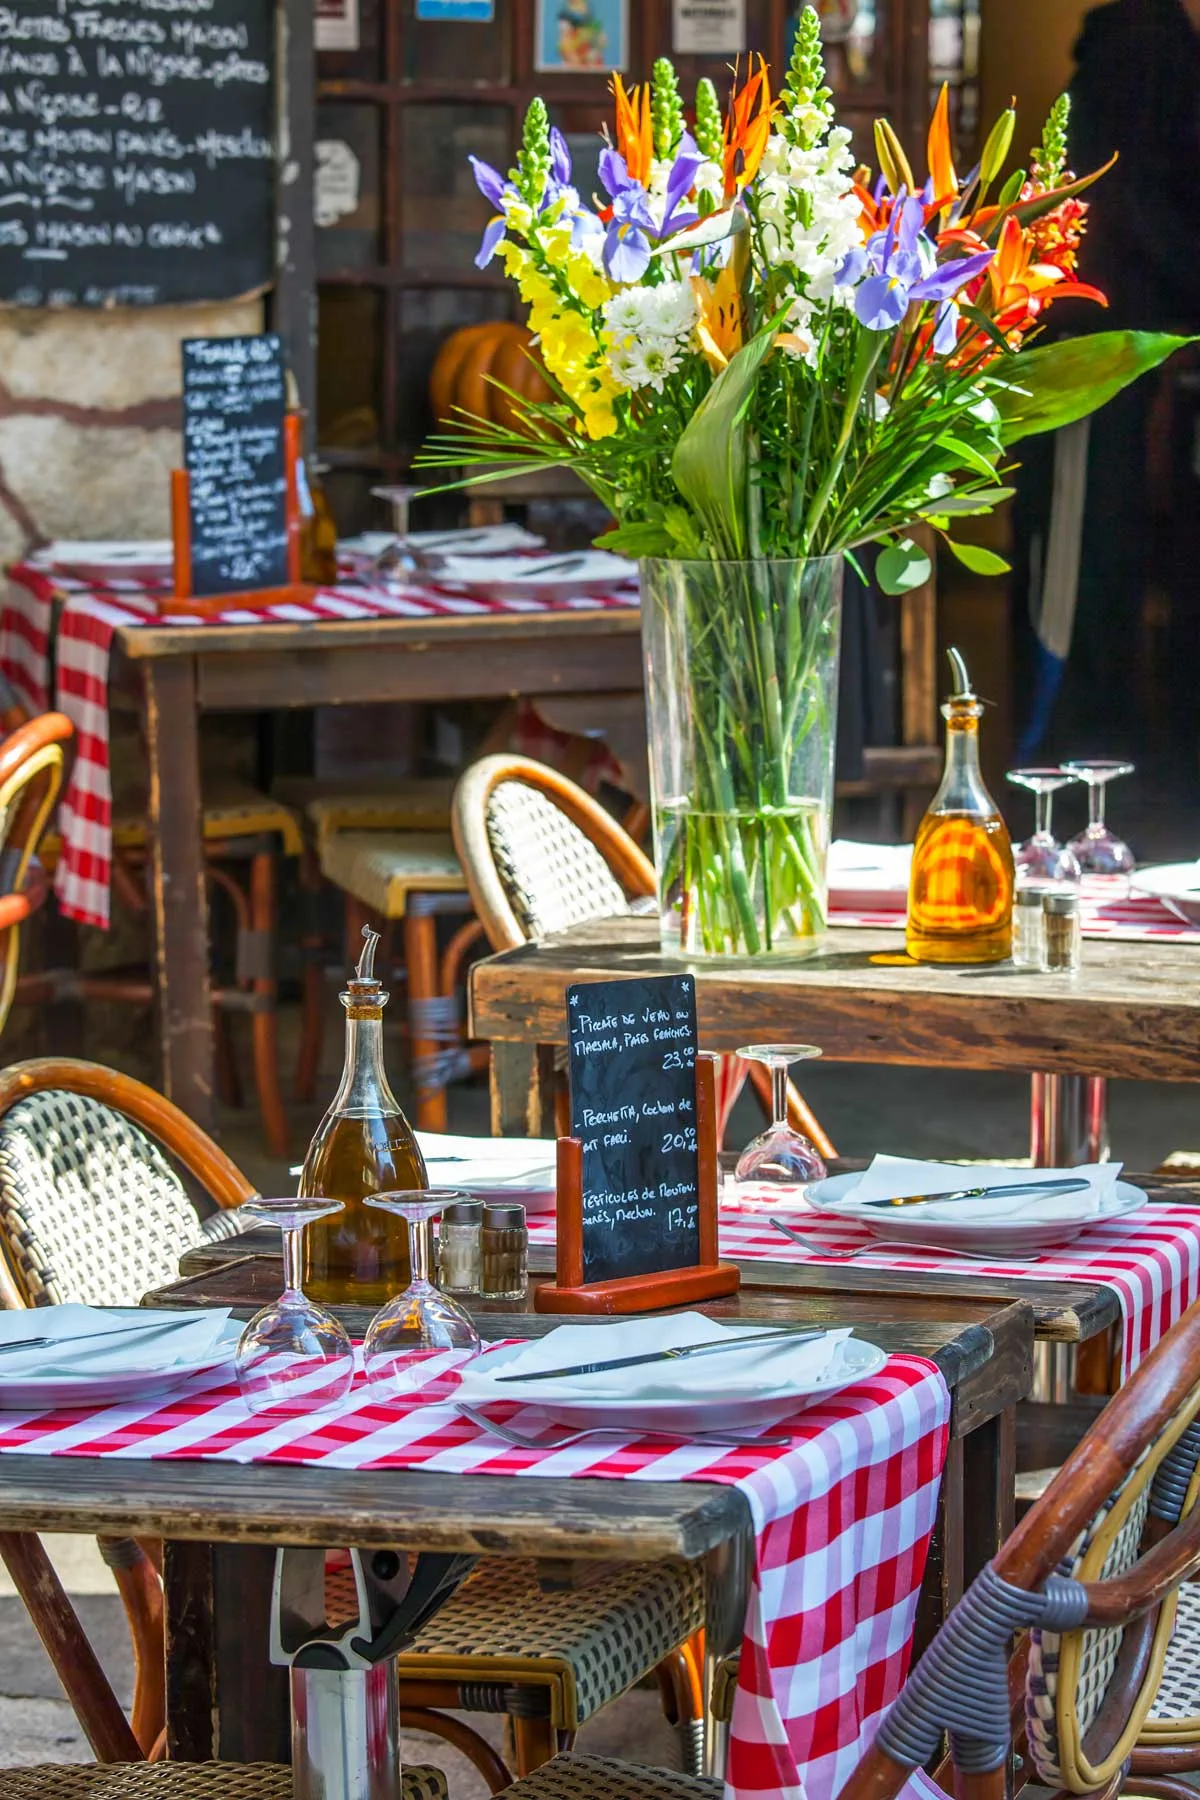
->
[0,712,72,1034]
[0,1057,256,1762]
[451,754,835,1158]
[839,1297,1200,1800]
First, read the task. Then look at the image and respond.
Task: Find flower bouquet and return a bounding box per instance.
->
[418,9,1187,960]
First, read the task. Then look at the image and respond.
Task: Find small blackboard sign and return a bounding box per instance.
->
[567,973,700,1285]
[182,334,288,598]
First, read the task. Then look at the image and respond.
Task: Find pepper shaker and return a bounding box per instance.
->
[481,1204,528,1301]
[1041,888,1082,974]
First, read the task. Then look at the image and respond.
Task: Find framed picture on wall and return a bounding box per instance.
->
[534,0,628,72]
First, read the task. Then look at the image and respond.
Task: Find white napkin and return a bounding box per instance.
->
[40,539,173,566]
[434,550,637,589]
[417,1131,556,1198]
[835,1156,1122,1223]
[464,1312,852,1403]
[407,526,546,556]
[828,841,912,910]
[0,1306,233,1380]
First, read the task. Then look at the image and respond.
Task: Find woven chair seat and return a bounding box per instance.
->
[0,1089,243,1307]
[0,1769,447,1799]
[39,785,305,871]
[304,779,455,846]
[394,1555,704,1731]
[1142,1578,1200,1741]
[496,1752,721,1798]
[318,831,467,919]
[484,781,629,939]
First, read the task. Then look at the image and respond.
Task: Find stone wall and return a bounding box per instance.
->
[0,299,262,559]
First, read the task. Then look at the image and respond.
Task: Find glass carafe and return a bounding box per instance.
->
[906,648,1014,965]
[300,927,427,1305]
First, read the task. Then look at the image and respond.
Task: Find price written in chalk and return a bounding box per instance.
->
[182,332,288,598]
[567,973,702,1283]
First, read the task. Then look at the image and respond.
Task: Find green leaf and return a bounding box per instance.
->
[959,304,1015,359]
[876,538,932,594]
[994,331,1195,443]
[594,521,674,557]
[916,485,1016,517]
[941,538,1011,575]
[939,436,1002,481]
[671,320,781,557]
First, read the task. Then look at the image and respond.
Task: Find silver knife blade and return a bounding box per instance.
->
[492,1325,827,1384]
[861,1176,1091,1210]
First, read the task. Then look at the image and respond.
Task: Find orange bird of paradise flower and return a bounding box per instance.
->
[723,57,776,199]
[611,73,653,187]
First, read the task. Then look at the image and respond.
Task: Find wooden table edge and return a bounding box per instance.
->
[115,604,642,659]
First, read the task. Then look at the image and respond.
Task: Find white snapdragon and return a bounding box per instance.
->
[602,282,697,392]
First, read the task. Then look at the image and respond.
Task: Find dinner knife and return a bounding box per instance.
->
[860,1176,1091,1210]
[492,1325,827,1384]
[0,1316,216,1358]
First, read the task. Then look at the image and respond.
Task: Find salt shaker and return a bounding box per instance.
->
[1012,885,1046,969]
[481,1204,528,1300]
[438,1199,483,1295]
[1041,889,1082,974]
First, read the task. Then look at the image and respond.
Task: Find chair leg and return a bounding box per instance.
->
[248,848,287,1159]
[655,1632,707,1778]
[213,1008,243,1110]
[404,907,447,1132]
[0,1530,142,1763]
[98,1536,165,1756]
[400,1707,512,1795]
[512,1714,558,1777]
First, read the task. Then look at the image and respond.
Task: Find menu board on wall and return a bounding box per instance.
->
[182,334,288,598]
[0,0,276,307]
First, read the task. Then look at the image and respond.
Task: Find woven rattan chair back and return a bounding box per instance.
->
[836,1299,1200,1800]
[452,755,654,951]
[0,710,72,1034]
[0,1059,256,1309]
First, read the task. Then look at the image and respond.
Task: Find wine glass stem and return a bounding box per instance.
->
[282,1224,304,1299]
[1089,784,1104,831]
[1035,790,1052,840]
[771,1061,788,1131]
[408,1217,432,1284]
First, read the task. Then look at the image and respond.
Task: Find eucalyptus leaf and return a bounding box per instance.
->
[941,538,1011,575]
[994,331,1195,443]
[876,538,932,594]
[672,320,782,558]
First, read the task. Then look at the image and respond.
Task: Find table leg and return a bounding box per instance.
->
[164,1540,290,1761]
[961,1408,1016,1592]
[1029,1073,1109,1165]
[144,658,215,1130]
[489,1041,557,1138]
[701,1529,751,1778]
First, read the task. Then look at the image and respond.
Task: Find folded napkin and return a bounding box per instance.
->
[417,1131,556,1197]
[464,1312,852,1403]
[434,550,637,589]
[0,1305,233,1380]
[827,840,913,911]
[837,1156,1122,1223]
[40,539,173,566]
[406,525,545,556]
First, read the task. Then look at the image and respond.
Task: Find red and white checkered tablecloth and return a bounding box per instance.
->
[0,559,637,931]
[829,874,1200,944]
[0,1347,949,1800]
[527,1200,1200,1378]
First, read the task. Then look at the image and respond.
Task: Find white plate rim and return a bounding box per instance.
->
[804,1169,1147,1236]
[0,1320,241,1407]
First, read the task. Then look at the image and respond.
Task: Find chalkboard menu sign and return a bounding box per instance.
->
[182,333,288,598]
[567,974,701,1286]
[0,0,275,307]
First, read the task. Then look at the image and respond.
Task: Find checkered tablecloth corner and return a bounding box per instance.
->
[1,559,637,930]
[829,873,1200,944]
[0,1345,949,1800]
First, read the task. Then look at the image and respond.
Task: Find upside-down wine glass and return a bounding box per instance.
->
[1063,759,1136,879]
[234,1198,356,1415]
[734,1045,827,1189]
[363,1191,482,1397]
[1005,767,1081,887]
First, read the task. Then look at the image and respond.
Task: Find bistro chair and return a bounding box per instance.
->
[0,1768,449,1797]
[451,753,835,1156]
[0,707,73,1035]
[0,1056,257,1756]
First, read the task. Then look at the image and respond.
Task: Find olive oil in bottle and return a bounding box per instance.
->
[300,926,427,1305]
[906,649,1015,965]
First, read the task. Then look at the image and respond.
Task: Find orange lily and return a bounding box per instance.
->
[926,83,957,213]
[691,232,749,372]
[611,73,653,187]
[986,214,1105,332]
[723,57,775,200]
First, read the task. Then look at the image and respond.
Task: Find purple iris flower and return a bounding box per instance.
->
[596,133,704,282]
[469,129,603,270]
[838,189,993,341]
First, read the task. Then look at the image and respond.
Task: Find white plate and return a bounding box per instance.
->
[0,1319,242,1410]
[1131,863,1200,926]
[456,1333,886,1435]
[804,1170,1147,1254]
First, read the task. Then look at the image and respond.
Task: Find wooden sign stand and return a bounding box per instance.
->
[535,1055,740,1315]
[163,411,317,616]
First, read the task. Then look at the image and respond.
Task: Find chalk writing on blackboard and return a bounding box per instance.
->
[182,333,288,598]
[567,974,701,1285]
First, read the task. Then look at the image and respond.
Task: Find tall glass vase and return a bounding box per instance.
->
[641,556,844,962]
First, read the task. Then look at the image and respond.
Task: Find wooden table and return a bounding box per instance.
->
[146,1255,1033,1749]
[115,607,642,1129]
[468,914,1200,1161]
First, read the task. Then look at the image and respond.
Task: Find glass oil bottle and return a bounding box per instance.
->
[906,648,1015,965]
[300,926,427,1305]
